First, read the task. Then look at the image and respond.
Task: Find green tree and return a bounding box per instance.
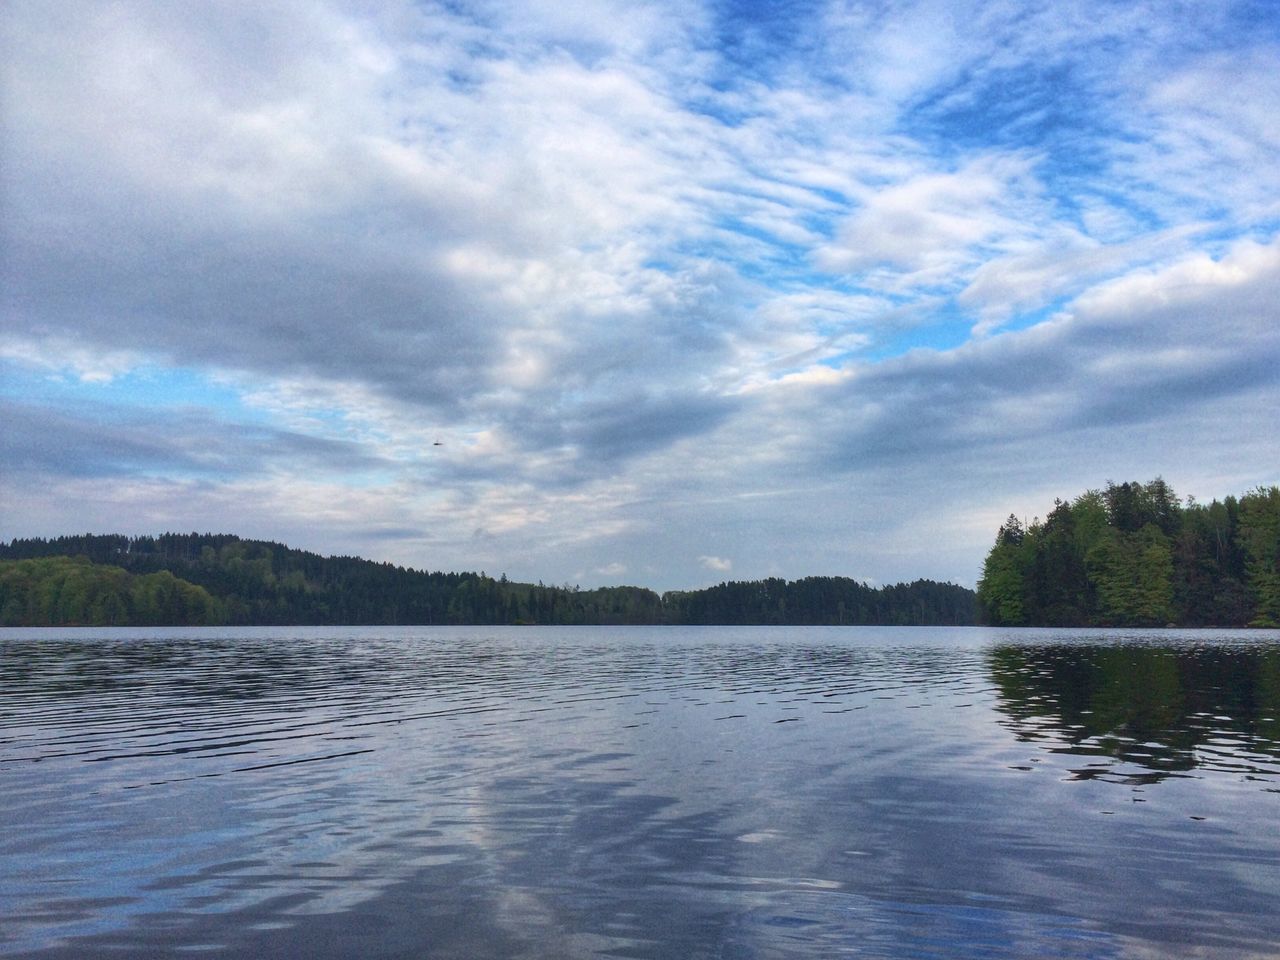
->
[1086,525,1174,626]
[1026,500,1091,625]
[977,516,1031,625]
[1238,486,1280,626]
[1133,524,1176,625]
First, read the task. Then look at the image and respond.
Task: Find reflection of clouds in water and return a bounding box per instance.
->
[448,635,1075,956]
[722,889,1125,960]
[5,626,1280,957]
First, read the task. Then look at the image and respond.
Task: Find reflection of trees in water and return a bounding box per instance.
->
[988,644,1280,780]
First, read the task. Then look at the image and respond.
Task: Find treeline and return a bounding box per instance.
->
[0,534,651,626]
[977,479,1280,627]
[0,532,975,627]
[663,576,975,626]
[0,556,222,627]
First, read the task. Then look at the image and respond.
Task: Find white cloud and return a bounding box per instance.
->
[1,0,1276,593]
[0,336,144,384]
[816,155,1043,291]
[698,555,732,572]
[1121,46,1280,223]
[960,223,1207,335]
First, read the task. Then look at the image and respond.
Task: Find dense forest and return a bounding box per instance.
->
[0,533,974,628]
[662,576,975,626]
[0,556,222,628]
[977,480,1280,627]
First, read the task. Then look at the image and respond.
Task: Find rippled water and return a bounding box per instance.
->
[3,626,1279,959]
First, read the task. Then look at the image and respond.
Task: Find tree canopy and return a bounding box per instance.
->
[1,533,975,627]
[977,480,1280,627]
[0,556,222,627]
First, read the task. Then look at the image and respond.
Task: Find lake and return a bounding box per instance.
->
[2,626,1279,959]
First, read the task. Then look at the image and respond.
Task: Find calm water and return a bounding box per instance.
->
[2,626,1279,959]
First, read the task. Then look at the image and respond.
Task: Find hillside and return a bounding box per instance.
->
[0,533,975,628]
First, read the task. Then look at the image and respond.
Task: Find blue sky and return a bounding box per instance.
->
[2,0,1278,590]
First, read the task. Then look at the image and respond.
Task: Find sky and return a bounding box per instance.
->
[2,0,1278,592]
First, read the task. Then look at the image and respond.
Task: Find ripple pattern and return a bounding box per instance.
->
[2,625,1279,959]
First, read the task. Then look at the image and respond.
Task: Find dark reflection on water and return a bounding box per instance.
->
[2,626,1279,959]
[990,640,1280,782]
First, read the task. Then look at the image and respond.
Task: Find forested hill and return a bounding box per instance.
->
[0,533,975,628]
[977,480,1280,627]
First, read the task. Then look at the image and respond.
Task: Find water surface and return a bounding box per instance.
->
[2,626,1279,958]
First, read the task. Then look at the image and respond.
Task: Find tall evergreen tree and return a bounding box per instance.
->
[1238,487,1280,626]
[979,480,1278,627]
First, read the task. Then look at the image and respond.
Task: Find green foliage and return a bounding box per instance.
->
[0,533,976,627]
[1238,486,1280,626]
[976,528,1029,626]
[662,576,975,626]
[0,556,223,627]
[1028,501,1093,625]
[978,479,1280,627]
[1086,525,1174,626]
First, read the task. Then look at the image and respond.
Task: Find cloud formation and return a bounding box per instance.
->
[1,0,1276,589]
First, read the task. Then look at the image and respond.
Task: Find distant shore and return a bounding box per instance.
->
[0,534,975,628]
